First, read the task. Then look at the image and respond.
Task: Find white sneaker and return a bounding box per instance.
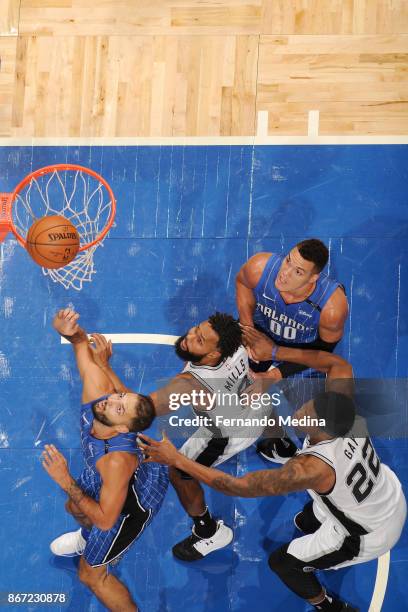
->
[50,528,87,557]
[172,520,233,561]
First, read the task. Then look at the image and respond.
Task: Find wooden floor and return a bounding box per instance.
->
[0,0,407,136]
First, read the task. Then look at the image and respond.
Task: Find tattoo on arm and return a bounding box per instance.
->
[67,481,86,506]
[212,474,246,496]
[212,457,321,498]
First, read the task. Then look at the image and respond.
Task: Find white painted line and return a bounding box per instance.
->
[60,333,178,345]
[369,552,390,612]
[308,110,320,137]
[1,136,408,146]
[257,111,269,137]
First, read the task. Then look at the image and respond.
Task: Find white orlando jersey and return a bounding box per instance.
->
[182,345,255,435]
[300,435,403,535]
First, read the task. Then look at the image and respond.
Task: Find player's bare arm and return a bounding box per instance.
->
[319,286,349,343]
[139,434,334,498]
[53,308,115,403]
[241,325,352,376]
[42,444,137,531]
[241,325,354,395]
[89,332,132,394]
[150,372,210,416]
[236,252,271,326]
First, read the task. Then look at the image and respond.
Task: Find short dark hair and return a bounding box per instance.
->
[129,394,155,433]
[208,312,242,360]
[297,239,329,273]
[313,391,356,437]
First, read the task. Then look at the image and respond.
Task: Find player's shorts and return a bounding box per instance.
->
[177,423,263,479]
[288,492,407,570]
[76,464,169,567]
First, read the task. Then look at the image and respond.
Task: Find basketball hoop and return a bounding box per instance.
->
[0,164,116,290]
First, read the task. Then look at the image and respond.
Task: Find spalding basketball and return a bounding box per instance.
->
[26,215,80,269]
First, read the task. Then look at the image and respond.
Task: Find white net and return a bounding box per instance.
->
[11,167,115,290]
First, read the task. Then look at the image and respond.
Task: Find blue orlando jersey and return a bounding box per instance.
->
[253,254,341,345]
[79,395,168,512]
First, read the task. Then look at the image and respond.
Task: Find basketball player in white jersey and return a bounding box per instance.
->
[95,313,269,561]
[149,312,271,561]
[139,344,406,612]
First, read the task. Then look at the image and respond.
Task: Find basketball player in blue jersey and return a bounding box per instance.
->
[41,309,168,612]
[139,347,406,612]
[236,238,348,462]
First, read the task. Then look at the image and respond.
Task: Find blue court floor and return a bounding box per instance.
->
[0,144,407,611]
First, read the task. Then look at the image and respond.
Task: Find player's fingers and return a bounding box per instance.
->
[246,347,259,363]
[41,452,52,466]
[47,444,61,459]
[138,433,157,447]
[240,325,260,341]
[41,459,51,471]
[89,334,100,347]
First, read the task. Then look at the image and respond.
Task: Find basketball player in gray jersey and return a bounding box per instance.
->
[236,238,348,462]
[140,344,406,612]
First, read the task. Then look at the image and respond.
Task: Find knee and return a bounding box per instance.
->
[78,562,103,589]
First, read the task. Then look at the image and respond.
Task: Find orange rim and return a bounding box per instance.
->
[9,163,116,251]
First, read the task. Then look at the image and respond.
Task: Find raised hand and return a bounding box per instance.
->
[89,333,113,369]
[137,433,179,466]
[240,324,276,362]
[53,308,80,337]
[41,444,72,490]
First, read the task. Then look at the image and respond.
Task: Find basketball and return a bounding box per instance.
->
[26,215,80,269]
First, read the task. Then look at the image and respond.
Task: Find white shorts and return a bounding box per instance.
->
[288,492,407,570]
[179,425,261,468]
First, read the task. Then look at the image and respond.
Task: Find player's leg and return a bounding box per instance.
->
[169,466,207,517]
[169,431,234,561]
[77,491,158,609]
[268,520,361,611]
[78,557,137,612]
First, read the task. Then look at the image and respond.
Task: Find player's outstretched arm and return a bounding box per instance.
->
[53,308,113,402]
[138,434,330,498]
[89,333,132,393]
[150,373,206,416]
[241,325,353,377]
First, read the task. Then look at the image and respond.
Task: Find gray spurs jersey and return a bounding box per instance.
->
[182,345,255,436]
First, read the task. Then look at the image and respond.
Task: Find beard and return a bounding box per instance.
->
[174,335,202,364]
[92,401,114,427]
